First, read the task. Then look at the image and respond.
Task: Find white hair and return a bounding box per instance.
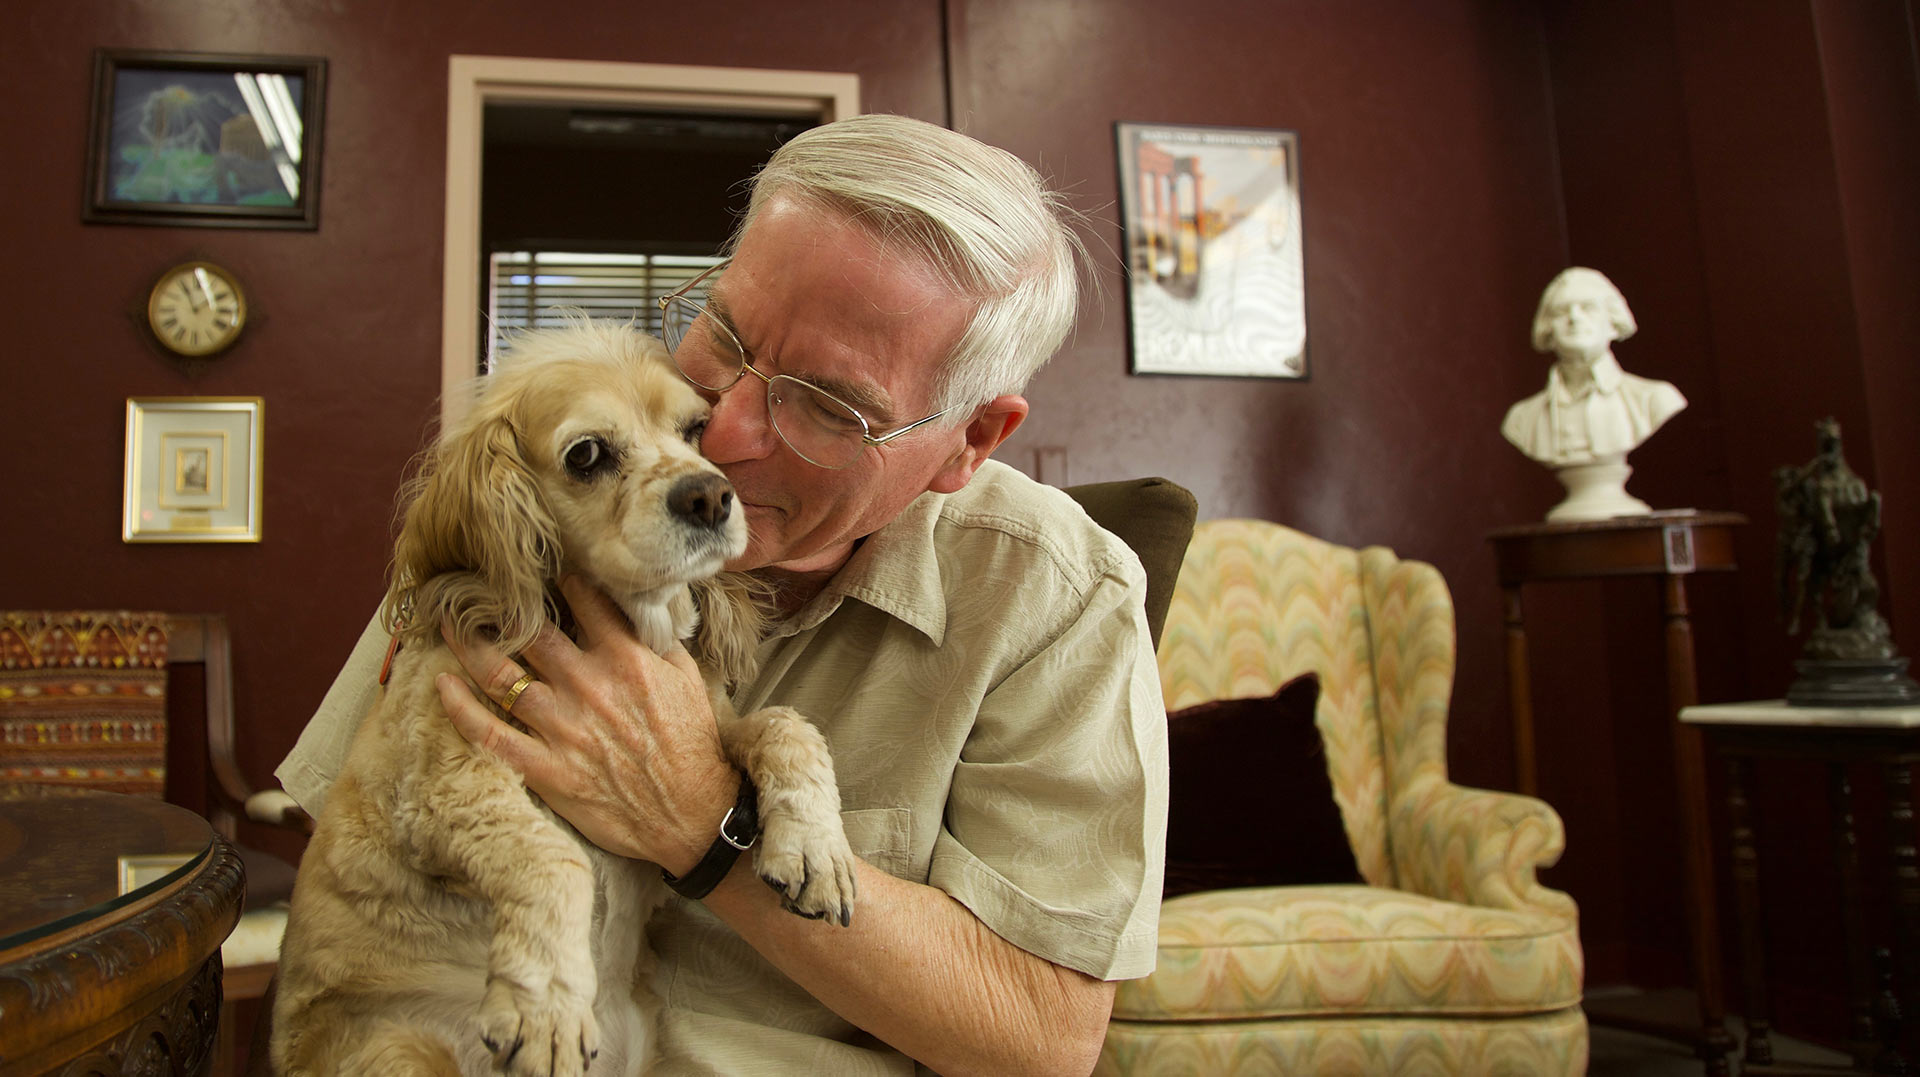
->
[1531,266,1637,353]
[729,114,1086,415]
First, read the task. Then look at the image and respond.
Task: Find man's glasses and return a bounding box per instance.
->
[658,261,955,470]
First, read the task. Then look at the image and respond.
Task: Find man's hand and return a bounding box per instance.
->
[436,576,740,873]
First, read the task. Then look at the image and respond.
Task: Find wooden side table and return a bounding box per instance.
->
[1683,700,1920,1075]
[1489,510,1746,1075]
[0,783,245,1075]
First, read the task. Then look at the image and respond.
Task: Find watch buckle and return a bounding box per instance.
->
[719,805,757,852]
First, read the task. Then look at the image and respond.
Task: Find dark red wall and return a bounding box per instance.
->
[1,18,936,1070]
[958,0,1571,796]
[1537,0,1920,1031]
[4,0,1915,1046]
[1,0,946,852]
[1533,0,1724,990]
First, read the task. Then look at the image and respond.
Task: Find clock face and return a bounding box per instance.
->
[147,262,247,357]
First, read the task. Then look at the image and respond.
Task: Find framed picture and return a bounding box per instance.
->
[1115,122,1307,378]
[123,397,264,542]
[117,852,197,896]
[84,49,327,229]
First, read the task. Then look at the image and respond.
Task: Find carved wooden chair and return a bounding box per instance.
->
[0,611,310,1077]
[163,613,312,1075]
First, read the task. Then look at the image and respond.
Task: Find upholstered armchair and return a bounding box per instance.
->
[1098,521,1587,1076]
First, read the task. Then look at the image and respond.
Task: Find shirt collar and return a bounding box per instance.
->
[768,486,951,645]
[1549,351,1625,402]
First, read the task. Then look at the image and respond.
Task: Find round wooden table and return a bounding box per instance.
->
[0,783,244,1075]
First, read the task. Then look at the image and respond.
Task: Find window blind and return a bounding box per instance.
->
[486,251,724,370]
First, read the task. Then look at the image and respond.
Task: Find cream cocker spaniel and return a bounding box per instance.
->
[272,322,855,1076]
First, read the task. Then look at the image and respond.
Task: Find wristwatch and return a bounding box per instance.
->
[663,774,758,900]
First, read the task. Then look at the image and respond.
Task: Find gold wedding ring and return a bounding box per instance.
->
[499,671,537,713]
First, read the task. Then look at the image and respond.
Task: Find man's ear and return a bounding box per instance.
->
[929,394,1028,494]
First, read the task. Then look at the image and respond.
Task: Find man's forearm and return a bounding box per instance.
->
[704,855,1115,1076]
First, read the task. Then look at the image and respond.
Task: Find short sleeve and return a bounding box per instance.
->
[929,564,1169,981]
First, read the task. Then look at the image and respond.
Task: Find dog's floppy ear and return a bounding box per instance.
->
[387,411,559,654]
[689,574,770,688]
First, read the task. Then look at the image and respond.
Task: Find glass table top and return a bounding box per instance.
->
[0,782,214,952]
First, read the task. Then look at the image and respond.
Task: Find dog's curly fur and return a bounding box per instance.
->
[272,323,855,1077]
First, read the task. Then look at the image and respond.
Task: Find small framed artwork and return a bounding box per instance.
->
[84,49,327,230]
[117,852,198,896]
[1115,122,1307,378]
[123,397,264,542]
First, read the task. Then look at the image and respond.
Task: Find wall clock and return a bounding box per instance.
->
[146,261,248,357]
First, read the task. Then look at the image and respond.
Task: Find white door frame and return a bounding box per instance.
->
[441,55,859,423]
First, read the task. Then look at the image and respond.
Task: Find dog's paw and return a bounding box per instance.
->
[755,814,858,927]
[478,976,600,1077]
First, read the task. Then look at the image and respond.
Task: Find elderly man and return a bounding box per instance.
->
[277,114,1167,1076]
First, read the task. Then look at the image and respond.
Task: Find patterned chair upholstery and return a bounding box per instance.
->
[1098,521,1587,1076]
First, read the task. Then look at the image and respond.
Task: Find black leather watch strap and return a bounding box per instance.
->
[663,774,758,900]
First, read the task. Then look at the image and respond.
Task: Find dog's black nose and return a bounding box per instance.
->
[667,473,734,529]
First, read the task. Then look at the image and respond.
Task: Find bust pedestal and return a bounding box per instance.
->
[1548,456,1651,522]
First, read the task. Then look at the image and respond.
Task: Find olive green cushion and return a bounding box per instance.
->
[1063,477,1198,648]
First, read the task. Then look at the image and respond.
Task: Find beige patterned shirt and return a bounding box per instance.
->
[277,460,1169,1073]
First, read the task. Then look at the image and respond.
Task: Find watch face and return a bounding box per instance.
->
[148,262,247,357]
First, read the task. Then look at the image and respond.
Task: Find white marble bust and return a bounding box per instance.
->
[1501,268,1687,520]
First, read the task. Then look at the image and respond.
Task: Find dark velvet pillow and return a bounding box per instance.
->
[1163,672,1362,899]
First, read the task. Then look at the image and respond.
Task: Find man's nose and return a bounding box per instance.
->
[697,382,779,464]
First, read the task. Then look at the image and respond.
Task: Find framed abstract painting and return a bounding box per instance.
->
[1116,122,1307,378]
[84,49,327,229]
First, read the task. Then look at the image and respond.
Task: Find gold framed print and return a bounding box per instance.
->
[117,852,198,895]
[123,396,263,542]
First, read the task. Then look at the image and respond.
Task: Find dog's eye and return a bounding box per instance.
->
[562,436,613,478]
[683,419,708,446]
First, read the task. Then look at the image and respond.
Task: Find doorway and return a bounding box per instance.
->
[481,105,811,369]
[440,56,859,422]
